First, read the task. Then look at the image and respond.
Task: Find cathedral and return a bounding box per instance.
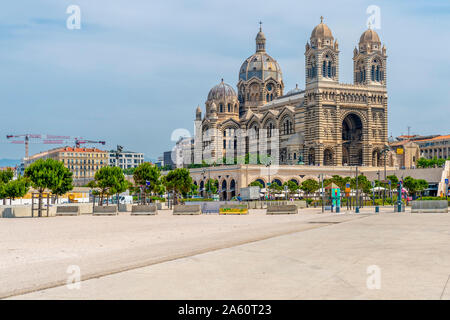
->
[193,17,388,167]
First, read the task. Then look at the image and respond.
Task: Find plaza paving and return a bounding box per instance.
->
[2,207,450,299]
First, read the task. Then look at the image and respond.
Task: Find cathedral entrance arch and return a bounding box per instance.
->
[342,113,363,166]
[221,180,227,201]
[323,148,333,166]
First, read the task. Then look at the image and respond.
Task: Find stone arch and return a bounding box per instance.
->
[301,175,319,183]
[372,148,382,167]
[280,114,294,135]
[342,112,364,166]
[221,179,227,201]
[262,116,277,138]
[230,179,236,198]
[271,178,282,186]
[252,178,266,187]
[308,147,316,165]
[323,148,334,166]
[199,180,205,197]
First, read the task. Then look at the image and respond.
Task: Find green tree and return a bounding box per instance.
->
[350,175,371,194]
[25,159,72,216]
[249,180,264,188]
[417,158,430,168]
[162,168,192,205]
[189,183,198,197]
[403,176,428,198]
[300,179,319,199]
[0,168,14,184]
[3,177,30,205]
[269,182,283,194]
[91,166,129,205]
[123,167,136,175]
[416,179,429,198]
[50,166,73,203]
[283,180,299,198]
[387,175,398,186]
[133,163,162,204]
[0,168,14,205]
[205,178,218,195]
[403,176,417,196]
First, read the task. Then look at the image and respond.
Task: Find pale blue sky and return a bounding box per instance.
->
[0,0,449,160]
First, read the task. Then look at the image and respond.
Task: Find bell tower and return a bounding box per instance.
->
[305,17,339,86]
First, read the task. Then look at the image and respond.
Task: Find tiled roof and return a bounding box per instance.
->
[414,135,450,143]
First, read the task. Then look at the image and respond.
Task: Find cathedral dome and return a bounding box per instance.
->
[359,28,381,44]
[310,16,333,40]
[239,52,282,82]
[207,79,237,101]
[239,24,283,83]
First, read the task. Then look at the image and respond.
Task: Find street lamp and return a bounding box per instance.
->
[377,170,380,204]
[318,173,324,213]
[115,145,123,207]
[266,160,271,200]
[381,145,390,206]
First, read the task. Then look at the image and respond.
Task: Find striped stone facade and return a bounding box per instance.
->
[193,18,388,168]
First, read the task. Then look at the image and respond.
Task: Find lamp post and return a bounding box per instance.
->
[266,161,271,200]
[381,145,389,206]
[355,166,359,213]
[115,145,123,208]
[377,170,380,203]
[320,174,324,213]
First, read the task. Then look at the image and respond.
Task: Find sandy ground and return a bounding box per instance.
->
[5,207,450,300]
[1,207,356,298]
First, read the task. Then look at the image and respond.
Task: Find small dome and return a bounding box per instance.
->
[256,30,266,41]
[359,29,381,44]
[196,105,201,113]
[210,102,217,112]
[285,84,302,96]
[207,79,237,101]
[311,16,333,40]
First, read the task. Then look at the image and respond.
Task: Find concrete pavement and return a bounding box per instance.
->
[5,209,450,299]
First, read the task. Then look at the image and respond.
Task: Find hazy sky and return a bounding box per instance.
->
[0,0,448,160]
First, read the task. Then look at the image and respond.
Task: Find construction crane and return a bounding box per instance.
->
[74,139,106,148]
[6,134,106,159]
[6,134,42,159]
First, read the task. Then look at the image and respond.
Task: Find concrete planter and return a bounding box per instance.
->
[173,205,201,215]
[1,205,56,218]
[56,205,80,216]
[411,200,448,213]
[93,206,118,216]
[119,204,132,212]
[267,205,298,215]
[131,204,158,215]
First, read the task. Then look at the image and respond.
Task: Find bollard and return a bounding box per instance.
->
[375,206,379,213]
[355,207,360,213]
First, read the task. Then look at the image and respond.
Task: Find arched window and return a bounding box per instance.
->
[227,103,231,112]
[282,117,294,135]
[266,122,275,138]
[219,103,223,112]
